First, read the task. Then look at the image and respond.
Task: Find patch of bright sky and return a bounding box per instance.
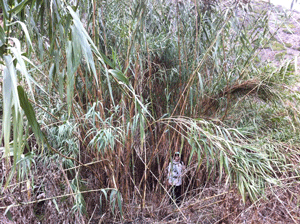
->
[270,0,300,11]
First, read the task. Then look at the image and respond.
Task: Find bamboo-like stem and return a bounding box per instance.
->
[176,0,182,91]
[193,0,199,71]
[92,0,96,43]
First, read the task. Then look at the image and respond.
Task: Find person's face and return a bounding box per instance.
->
[174,155,180,162]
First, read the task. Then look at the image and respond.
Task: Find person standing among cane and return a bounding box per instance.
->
[167,152,186,205]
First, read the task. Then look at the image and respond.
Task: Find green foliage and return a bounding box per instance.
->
[100,188,123,217]
[86,103,124,154]
[71,174,87,215]
[169,117,278,202]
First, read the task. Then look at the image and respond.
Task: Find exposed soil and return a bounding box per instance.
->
[257,2,300,90]
[259,8,300,65]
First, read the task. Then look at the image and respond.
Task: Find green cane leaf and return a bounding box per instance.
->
[17,85,45,145]
[108,69,129,85]
[8,0,30,14]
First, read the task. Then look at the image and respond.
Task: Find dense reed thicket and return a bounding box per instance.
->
[1,0,300,222]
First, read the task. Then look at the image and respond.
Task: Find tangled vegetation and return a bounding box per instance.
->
[1,0,300,223]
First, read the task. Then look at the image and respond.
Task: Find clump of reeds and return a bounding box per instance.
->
[1,0,300,222]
